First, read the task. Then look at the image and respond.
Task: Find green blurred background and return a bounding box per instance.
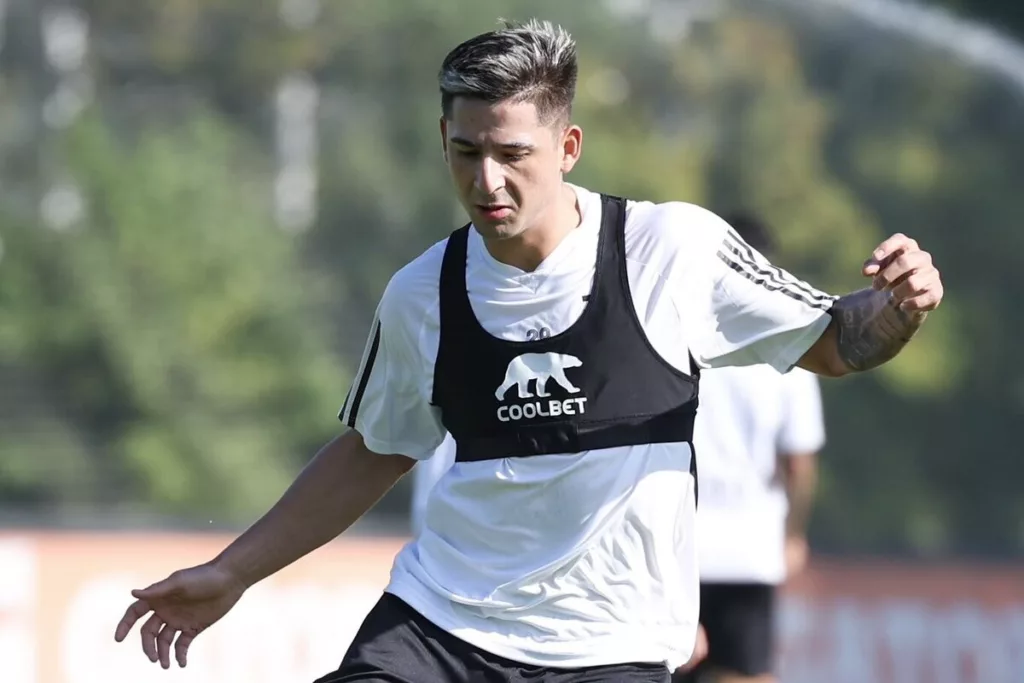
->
[1,0,1022,562]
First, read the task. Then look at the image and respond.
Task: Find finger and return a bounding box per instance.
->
[131,574,179,601]
[863,234,919,274]
[890,269,937,302]
[114,599,151,642]
[175,630,196,668]
[873,251,932,290]
[864,248,905,278]
[873,267,909,292]
[140,613,164,663]
[872,233,919,262]
[157,623,177,670]
[876,265,917,294]
[897,289,942,313]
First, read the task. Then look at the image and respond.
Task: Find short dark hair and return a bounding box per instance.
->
[438,18,578,124]
[721,210,776,258]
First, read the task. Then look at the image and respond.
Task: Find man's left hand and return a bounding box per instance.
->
[862,233,943,313]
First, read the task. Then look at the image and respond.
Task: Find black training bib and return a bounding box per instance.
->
[432,194,700,465]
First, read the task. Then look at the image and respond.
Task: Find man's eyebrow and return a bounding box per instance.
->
[449,137,534,151]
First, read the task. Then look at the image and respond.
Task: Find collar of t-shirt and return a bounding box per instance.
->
[466,184,602,299]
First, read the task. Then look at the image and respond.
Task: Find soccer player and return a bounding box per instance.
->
[671,212,826,683]
[113,19,944,683]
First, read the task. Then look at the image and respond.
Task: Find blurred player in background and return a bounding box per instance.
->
[673,212,826,683]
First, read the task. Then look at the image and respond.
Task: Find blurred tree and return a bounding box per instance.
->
[789,3,1024,557]
[1,0,1021,558]
[0,110,344,524]
[635,8,949,555]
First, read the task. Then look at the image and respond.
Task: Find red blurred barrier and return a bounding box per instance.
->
[779,559,1024,682]
[0,532,1021,683]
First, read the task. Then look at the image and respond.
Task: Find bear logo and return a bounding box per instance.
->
[495,353,583,401]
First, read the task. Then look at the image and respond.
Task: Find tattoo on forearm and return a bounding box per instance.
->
[831,289,926,372]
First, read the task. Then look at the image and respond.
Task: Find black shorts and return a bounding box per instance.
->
[314,592,671,683]
[672,583,776,682]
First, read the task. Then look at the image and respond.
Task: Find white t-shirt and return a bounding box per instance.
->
[693,365,826,585]
[339,184,835,670]
[410,434,456,537]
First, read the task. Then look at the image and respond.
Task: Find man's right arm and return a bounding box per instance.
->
[216,253,446,588]
[212,430,414,589]
[113,255,447,667]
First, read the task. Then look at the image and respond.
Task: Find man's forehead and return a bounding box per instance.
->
[447,97,549,143]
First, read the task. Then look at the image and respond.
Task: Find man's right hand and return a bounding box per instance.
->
[113,561,247,669]
[111,431,414,670]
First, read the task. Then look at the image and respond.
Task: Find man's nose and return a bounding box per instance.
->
[474,156,504,195]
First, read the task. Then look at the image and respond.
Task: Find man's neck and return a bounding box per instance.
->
[484,185,582,273]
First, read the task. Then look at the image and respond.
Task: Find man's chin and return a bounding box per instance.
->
[471,217,523,241]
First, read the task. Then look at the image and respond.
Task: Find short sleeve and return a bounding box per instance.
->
[338,271,446,460]
[777,369,827,455]
[695,223,837,372]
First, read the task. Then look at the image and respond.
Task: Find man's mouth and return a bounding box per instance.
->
[477,204,513,219]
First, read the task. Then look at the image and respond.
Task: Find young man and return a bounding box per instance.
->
[672,213,827,683]
[112,19,944,683]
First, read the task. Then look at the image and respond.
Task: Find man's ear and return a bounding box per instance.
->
[439,116,449,163]
[560,124,583,174]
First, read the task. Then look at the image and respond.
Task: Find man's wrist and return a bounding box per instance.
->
[832,288,926,372]
[211,546,262,590]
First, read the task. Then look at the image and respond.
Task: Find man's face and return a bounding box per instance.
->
[440,97,581,241]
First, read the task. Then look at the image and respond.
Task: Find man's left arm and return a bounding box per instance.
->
[798,234,943,377]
